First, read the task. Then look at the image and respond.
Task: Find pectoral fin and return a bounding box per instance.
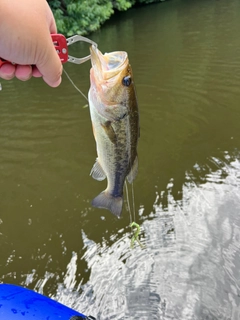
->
[101,121,117,144]
[90,159,106,181]
[127,155,138,183]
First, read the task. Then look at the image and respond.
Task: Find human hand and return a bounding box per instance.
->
[0,0,62,87]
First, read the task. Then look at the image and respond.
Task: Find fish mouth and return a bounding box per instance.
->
[90,45,128,81]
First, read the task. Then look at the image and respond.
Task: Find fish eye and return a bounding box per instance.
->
[122,76,131,87]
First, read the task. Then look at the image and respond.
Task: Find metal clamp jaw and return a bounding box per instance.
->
[66,35,98,64]
[51,34,98,64]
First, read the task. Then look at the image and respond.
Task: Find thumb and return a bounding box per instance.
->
[37,37,63,87]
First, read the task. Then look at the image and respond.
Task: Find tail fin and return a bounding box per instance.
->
[92,191,123,218]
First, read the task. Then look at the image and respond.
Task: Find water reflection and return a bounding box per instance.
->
[31,154,240,320]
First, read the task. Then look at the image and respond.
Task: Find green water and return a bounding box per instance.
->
[1,0,240,319]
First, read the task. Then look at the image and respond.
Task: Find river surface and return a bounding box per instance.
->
[1,0,240,319]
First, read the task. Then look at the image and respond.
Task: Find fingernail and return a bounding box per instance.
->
[44,76,62,88]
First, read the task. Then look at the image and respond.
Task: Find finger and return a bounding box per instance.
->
[37,42,62,87]
[15,65,32,81]
[34,2,62,87]
[0,64,15,80]
[32,66,42,78]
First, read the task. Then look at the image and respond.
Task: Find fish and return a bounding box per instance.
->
[88,45,139,217]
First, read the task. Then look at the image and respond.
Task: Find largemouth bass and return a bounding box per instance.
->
[88,45,139,217]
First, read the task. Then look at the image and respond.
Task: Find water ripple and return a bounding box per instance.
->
[44,155,240,319]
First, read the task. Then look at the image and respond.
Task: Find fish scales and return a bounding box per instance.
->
[88,45,139,217]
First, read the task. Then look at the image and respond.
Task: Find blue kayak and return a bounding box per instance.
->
[0,284,96,320]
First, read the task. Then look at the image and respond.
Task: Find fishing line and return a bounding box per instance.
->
[131,181,136,223]
[125,181,133,225]
[126,179,145,249]
[63,68,89,102]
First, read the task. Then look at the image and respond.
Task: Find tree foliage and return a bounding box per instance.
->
[48,0,164,36]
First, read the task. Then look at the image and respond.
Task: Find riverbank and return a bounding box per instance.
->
[48,0,167,36]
